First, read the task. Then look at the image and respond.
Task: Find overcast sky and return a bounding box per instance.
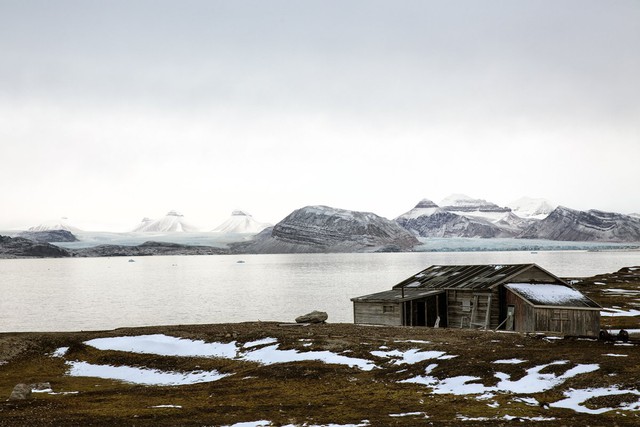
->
[1,0,639,231]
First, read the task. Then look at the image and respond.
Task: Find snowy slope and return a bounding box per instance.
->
[395,199,440,220]
[439,194,512,222]
[132,211,199,232]
[212,211,271,234]
[519,206,640,242]
[28,217,82,232]
[131,217,154,232]
[508,197,557,220]
[395,199,516,238]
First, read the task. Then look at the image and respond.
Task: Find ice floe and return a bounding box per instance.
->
[67,361,228,386]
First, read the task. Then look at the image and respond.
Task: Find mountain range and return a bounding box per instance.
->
[13,195,640,254]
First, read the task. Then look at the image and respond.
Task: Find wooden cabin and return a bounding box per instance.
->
[351,264,601,336]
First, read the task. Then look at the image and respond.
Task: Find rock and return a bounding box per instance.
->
[17,229,78,243]
[8,383,32,401]
[295,311,328,324]
[0,235,72,259]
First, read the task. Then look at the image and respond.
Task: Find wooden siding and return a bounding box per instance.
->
[506,289,535,332]
[534,308,600,337]
[353,302,402,326]
[505,289,600,336]
[447,290,499,329]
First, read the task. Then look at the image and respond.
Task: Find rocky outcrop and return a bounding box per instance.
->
[519,206,640,242]
[0,235,72,258]
[74,241,229,257]
[238,206,419,253]
[439,194,511,214]
[17,229,78,243]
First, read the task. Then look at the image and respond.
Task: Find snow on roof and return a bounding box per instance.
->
[505,283,599,308]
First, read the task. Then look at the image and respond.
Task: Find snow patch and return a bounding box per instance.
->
[493,358,526,364]
[83,334,375,371]
[52,347,69,357]
[371,349,447,365]
[550,387,640,414]
[402,361,599,395]
[67,361,228,386]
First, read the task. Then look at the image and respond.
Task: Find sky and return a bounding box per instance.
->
[1,0,639,231]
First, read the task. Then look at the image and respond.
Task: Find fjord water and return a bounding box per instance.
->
[1,251,638,332]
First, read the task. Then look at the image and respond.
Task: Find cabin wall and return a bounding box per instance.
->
[447,290,497,329]
[353,302,402,326]
[505,289,536,332]
[534,308,600,337]
[505,290,601,336]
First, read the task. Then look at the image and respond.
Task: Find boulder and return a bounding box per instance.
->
[295,311,328,324]
[8,383,31,401]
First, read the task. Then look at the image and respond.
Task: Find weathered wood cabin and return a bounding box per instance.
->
[351,264,601,336]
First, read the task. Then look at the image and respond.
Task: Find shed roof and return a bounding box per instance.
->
[505,283,600,309]
[351,289,444,303]
[391,264,559,291]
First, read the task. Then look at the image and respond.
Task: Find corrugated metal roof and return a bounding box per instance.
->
[391,264,548,290]
[351,289,444,303]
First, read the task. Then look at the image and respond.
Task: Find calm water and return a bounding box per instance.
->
[1,251,639,332]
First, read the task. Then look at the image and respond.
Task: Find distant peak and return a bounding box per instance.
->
[414,199,439,209]
[232,210,252,217]
[166,210,183,217]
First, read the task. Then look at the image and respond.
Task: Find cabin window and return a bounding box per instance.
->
[462,298,471,312]
[383,305,395,313]
[551,309,569,321]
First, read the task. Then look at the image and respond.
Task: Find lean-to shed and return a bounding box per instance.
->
[351,263,601,336]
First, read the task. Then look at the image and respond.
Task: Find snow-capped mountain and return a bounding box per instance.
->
[519,206,640,242]
[508,197,556,220]
[28,217,82,233]
[630,213,640,219]
[132,211,199,232]
[243,205,418,253]
[396,199,517,238]
[131,217,154,232]
[212,210,271,234]
[439,194,512,223]
[395,199,440,220]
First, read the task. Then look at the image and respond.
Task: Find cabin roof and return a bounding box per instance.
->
[391,263,559,291]
[505,283,601,309]
[350,289,444,303]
